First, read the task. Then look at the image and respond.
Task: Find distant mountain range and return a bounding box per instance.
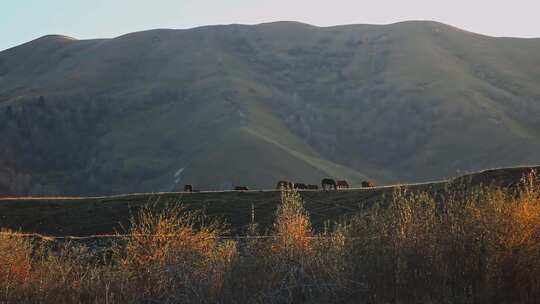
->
[1,21,540,195]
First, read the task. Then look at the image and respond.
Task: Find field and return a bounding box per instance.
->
[1,166,537,237]
[1,165,540,303]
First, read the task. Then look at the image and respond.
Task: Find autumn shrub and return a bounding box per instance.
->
[240,189,348,303]
[0,230,33,302]
[340,172,540,303]
[111,203,237,303]
[1,173,540,303]
[472,173,540,302]
[0,231,113,303]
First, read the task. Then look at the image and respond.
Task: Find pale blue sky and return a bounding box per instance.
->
[2,0,540,51]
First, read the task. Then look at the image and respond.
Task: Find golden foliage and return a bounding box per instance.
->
[2,173,540,303]
[0,230,32,289]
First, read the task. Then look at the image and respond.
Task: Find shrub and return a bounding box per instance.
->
[2,174,540,303]
[339,172,540,303]
[112,203,237,303]
[0,230,33,301]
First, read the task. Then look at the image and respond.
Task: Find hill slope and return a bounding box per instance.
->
[1,21,540,195]
[1,166,537,236]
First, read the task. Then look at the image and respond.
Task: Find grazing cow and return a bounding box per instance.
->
[307,184,319,190]
[336,180,350,190]
[183,184,193,192]
[321,178,337,190]
[276,180,293,190]
[293,183,308,190]
[361,180,376,188]
[235,186,249,191]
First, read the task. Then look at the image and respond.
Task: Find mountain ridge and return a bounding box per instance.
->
[16,19,540,49]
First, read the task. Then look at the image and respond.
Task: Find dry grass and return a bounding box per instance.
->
[0,229,33,300]
[2,173,540,303]
[111,204,236,303]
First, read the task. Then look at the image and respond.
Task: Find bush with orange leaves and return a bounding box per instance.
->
[247,189,348,303]
[111,203,237,303]
[0,230,33,300]
[0,231,111,303]
[272,190,314,255]
[337,171,540,303]
[1,172,540,303]
[471,172,540,302]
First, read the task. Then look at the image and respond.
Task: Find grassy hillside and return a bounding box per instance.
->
[1,166,536,236]
[1,21,540,195]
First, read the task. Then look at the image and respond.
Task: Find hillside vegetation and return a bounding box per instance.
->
[2,169,540,303]
[1,21,540,194]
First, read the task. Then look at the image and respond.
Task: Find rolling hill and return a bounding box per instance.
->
[1,21,540,195]
[0,166,537,236]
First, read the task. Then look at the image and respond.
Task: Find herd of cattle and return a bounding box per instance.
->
[182,178,375,192]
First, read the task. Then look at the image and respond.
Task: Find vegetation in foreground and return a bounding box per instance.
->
[2,174,540,303]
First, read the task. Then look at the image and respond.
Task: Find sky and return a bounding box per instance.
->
[2,0,540,51]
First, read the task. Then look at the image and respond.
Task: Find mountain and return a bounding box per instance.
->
[1,21,540,195]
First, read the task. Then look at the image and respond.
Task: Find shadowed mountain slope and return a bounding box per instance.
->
[1,21,540,195]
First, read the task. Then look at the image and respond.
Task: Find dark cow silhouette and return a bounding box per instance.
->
[293,183,308,190]
[336,180,350,190]
[361,180,376,188]
[276,180,293,190]
[307,184,319,190]
[321,178,337,190]
[234,186,249,191]
[183,184,193,192]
